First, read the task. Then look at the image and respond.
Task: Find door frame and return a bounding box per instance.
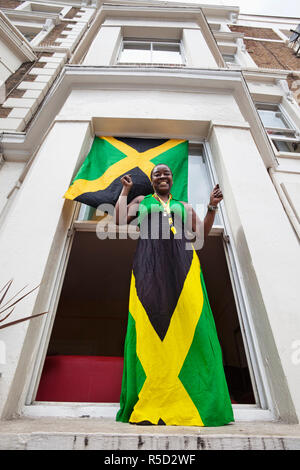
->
[24,140,275,422]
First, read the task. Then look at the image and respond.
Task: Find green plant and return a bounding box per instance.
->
[0,280,47,330]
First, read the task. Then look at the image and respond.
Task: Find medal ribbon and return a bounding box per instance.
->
[152,193,177,235]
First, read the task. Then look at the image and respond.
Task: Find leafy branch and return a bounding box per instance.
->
[0,280,47,330]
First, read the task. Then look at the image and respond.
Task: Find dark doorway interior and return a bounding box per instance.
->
[37,231,255,404]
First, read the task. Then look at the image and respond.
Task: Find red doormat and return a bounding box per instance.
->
[36,355,124,403]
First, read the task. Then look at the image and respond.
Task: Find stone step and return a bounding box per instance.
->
[0,418,299,450]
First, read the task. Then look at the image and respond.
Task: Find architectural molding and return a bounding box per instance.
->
[243,69,291,82]
[70,3,226,65]
[0,66,277,170]
[276,78,297,104]
[1,8,61,25]
[0,11,37,62]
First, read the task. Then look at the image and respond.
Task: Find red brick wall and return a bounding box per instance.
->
[0,0,23,8]
[229,25,280,40]
[244,39,300,70]
[39,22,73,47]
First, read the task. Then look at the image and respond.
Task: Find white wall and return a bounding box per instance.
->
[209,124,300,422]
[58,88,243,125]
[83,26,122,66]
[0,161,25,217]
[182,28,218,67]
[0,121,91,418]
[0,39,23,82]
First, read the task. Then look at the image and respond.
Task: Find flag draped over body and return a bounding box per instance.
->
[116,194,234,426]
[64,136,189,208]
[64,134,233,426]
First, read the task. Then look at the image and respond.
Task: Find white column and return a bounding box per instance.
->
[83,26,122,66]
[182,28,218,68]
[0,121,91,418]
[209,124,300,423]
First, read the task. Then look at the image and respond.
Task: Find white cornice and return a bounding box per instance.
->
[2,8,61,25]
[10,0,240,17]
[243,69,292,82]
[103,1,240,17]
[238,13,300,24]
[214,31,244,41]
[0,66,276,170]
[0,12,37,62]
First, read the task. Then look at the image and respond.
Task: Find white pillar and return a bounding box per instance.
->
[182,28,218,68]
[83,26,122,66]
[0,120,91,418]
[209,124,300,423]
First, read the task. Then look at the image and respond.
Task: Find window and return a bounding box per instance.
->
[222,53,239,67]
[117,39,184,66]
[256,103,300,154]
[16,1,68,16]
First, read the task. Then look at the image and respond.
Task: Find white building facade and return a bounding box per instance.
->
[0,0,300,445]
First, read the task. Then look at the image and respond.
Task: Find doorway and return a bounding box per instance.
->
[35,230,255,405]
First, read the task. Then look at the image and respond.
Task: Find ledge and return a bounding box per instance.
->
[0,416,299,450]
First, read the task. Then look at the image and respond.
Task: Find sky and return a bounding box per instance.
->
[165,0,300,18]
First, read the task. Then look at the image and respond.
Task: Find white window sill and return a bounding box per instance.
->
[23,402,274,422]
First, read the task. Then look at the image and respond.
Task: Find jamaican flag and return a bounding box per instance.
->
[64,136,189,208]
[116,195,234,427]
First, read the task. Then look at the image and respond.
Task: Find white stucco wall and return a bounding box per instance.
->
[0,161,25,219]
[182,28,217,67]
[0,40,23,81]
[58,88,244,126]
[209,125,300,422]
[83,26,122,66]
[0,121,92,418]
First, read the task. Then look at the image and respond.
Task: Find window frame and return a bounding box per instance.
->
[222,52,239,67]
[16,1,71,18]
[76,143,222,227]
[116,37,186,67]
[255,102,300,155]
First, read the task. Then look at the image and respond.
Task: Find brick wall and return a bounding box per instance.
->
[39,22,73,47]
[244,39,300,70]
[64,7,82,19]
[0,0,23,9]
[229,25,280,40]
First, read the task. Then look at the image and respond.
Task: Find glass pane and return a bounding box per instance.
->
[123,42,151,50]
[78,204,96,221]
[119,43,151,63]
[152,43,180,52]
[273,140,300,153]
[223,54,236,64]
[188,148,222,225]
[152,43,182,64]
[257,109,289,129]
[22,31,38,41]
[267,129,296,137]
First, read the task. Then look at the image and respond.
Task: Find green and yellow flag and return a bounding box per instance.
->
[64,136,189,208]
[116,196,235,426]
